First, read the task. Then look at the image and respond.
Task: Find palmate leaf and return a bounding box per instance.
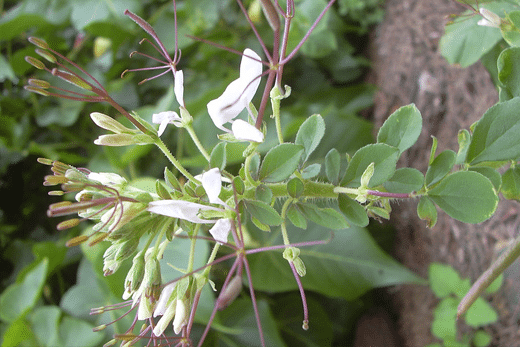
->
[246,225,424,300]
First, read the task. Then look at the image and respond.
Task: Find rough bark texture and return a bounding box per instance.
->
[369,0,520,345]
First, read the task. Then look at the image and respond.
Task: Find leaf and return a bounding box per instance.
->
[466,97,520,164]
[258,143,304,183]
[286,177,304,199]
[432,297,458,340]
[301,163,321,179]
[287,204,307,229]
[247,225,424,300]
[338,194,369,227]
[469,167,501,191]
[497,47,520,101]
[29,306,61,347]
[501,166,520,200]
[325,148,341,184]
[417,196,438,228]
[377,104,422,154]
[473,330,492,347]
[255,184,273,204]
[210,142,227,171]
[427,171,499,224]
[59,316,104,347]
[439,2,513,67]
[296,203,350,230]
[384,168,424,193]
[295,114,326,162]
[341,143,399,188]
[0,258,48,322]
[465,298,498,327]
[425,150,456,187]
[428,263,464,299]
[244,200,282,226]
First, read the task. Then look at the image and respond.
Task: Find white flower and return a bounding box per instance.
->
[478,8,501,28]
[147,200,221,224]
[201,168,226,206]
[207,48,264,143]
[209,218,232,244]
[173,299,188,334]
[232,119,264,142]
[174,70,184,107]
[152,111,182,136]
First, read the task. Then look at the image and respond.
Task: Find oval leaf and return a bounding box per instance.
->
[243,200,282,226]
[425,150,456,187]
[325,148,341,184]
[427,171,498,224]
[295,114,325,162]
[258,143,304,183]
[466,97,520,164]
[377,104,422,154]
[417,196,438,228]
[384,168,424,193]
[296,203,349,230]
[210,142,227,171]
[338,194,369,227]
[341,143,399,188]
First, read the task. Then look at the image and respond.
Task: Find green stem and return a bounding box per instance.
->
[184,124,211,162]
[279,199,292,246]
[203,243,221,278]
[270,87,284,144]
[155,137,198,183]
[187,224,200,273]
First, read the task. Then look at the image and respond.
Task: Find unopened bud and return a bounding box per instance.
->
[51,68,93,91]
[173,298,189,334]
[28,78,51,89]
[217,275,242,310]
[293,257,306,277]
[90,112,133,134]
[25,56,46,69]
[28,37,49,49]
[35,48,57,63]
[66,235,89,247]
[24,86,50,96]
[57,218,81,230]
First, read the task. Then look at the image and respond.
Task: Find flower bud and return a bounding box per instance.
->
[217,275,242,310]
[90,112,133,134]
[173,298,189,334]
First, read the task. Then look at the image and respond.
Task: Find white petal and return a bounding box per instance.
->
[239,49,262,107]
[154,282,177,317]
[207,78,249,128]
[152,111,182,136]
[209,218,232,244]
[88,172,127,185]
[174,70,184,107]
[147,200,220,224]
[231,119,264,143]
[201,168,223,204]
[173,299,188,334]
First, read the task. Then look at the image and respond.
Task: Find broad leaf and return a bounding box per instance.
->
[210,142,227,171]
[325,148,341,184]
[247,226,424,300]
[466,97,520,164]
[338,194,369,227]
[377,104,422,154]
[341,143,399,187]
[417,196,438,228]
[427,171,498,224]
[295,114,326,162]
[501,166,520,200]
[287,204,307,229]
[296,203,350,230]
[244,200,283,226]
[497,47,520,101]
[258,143,304,183]
[384,168,424,193]
[425,150,456,187]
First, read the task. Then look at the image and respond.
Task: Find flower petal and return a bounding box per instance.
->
[231,119,264,143]
[154,282,177,317]
[152,111,182,136]
[207,78,249,129]
[201,168,223,204]
[147,200,220,223]
[174,70,184,107]
[209,218,232,244]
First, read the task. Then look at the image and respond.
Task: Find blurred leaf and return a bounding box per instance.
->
[296,202,349,230]
[0,56,17,83]
[29,306,60,347]
[247,225,424,300]
[465,298,498,327]
[501,166,520,199]
[1,315,35,347]
[432,297,458,339]
[497,47,520,101]
[427,171,498,224]
[0,259,48,323]
[429,263,464,299]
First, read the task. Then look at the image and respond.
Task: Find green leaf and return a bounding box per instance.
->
[325,148,341,184]
[427,171,498,224]
[287,177,304,199]
[301,163,321,179]
[338,194,369,227]
[377,104,422,154]
[209,142,227,171]
[428,263,463,298]
[432,297,458,339]
[0,258,48,322]
[2,315,35,347]
[384,168,424,193]
[255,184,273,204]
[0,55,17,83]
[296,203,349,230]
[59,316,104,347]
[485,274,503,294]
[341,143,399,188]
[417,196,438,228]
[295,114,326,162]
[247,225,424,300]
[258,143,304,183]
[465,298,498,327]
[473,330,493,347]
[503,11,520,47]
[466,97,520,164]
[287,204,307,229]
[439,2,512,67]
[497,47,520,101]
[29,306,61,347]
[469,167,501,191]
[456,129,472,165]
[243,200,282,226]
[425,150,456,187]
[501,166,520,200]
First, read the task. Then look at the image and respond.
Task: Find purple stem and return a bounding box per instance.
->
[366,190,412,199]
[289,261,309,330]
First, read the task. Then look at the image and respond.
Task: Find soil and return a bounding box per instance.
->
[364,0,520,346]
